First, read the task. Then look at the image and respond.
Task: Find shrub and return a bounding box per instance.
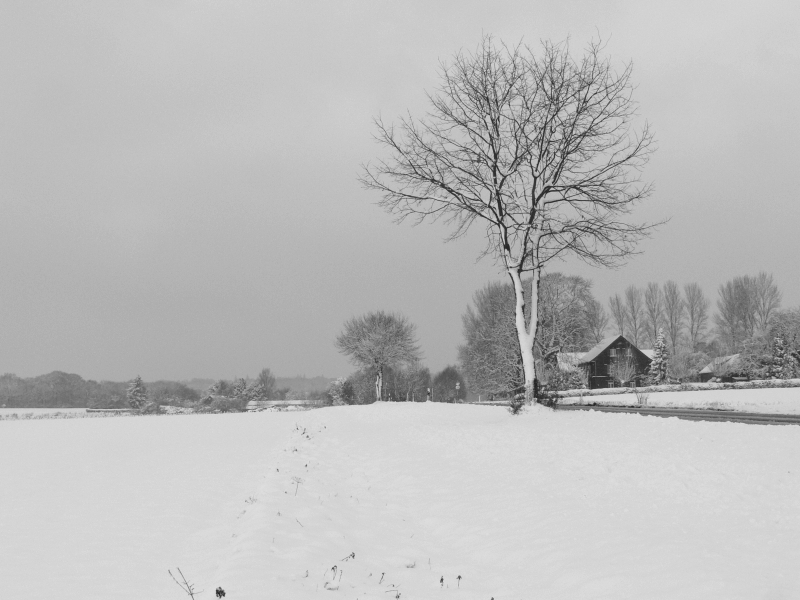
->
[210,396,247,412]
[326,378,352,405]
[542,369,586,393]
[140,401,161,415]
[508,393,526,415]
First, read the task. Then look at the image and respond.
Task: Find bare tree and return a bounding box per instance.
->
[335,311,421,402]
[715,276,758,352]
[643,282,663,348]
[683,282,709,349]
[460,273,601,395]
[361,36,656,401]
[662,280,685,353]
[458,281,523,397]
[393,360,431,402]
[624,286,645,346]
[609,294,626,336]
[536,273,595,364]
[752,272,781,332]
[256,368,277,399]
[715,280,744,352]
[585,298,609,344]
[608,356,638,386]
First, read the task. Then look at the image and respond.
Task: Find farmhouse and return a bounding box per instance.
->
[698,354,743,382]
[577,334,653,389]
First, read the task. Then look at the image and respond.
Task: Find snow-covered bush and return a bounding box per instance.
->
[140,401,161,414]
[508,393,525,415]
[209,396,247,413]
[232,378,248,398]
[326,378,352,405]
[542,369,586,393]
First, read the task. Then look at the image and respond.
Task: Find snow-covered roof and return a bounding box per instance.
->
[578,335,625,364]
[578,334,652,366]
[699,354,741,374]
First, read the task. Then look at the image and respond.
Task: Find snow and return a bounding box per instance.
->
[2,402,800,599]
[559,386,800,414]
[0,407,88,416]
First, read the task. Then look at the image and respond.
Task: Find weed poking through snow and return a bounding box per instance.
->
[634,388,650,406]
[168,568,201,599]
[508,393,525,415]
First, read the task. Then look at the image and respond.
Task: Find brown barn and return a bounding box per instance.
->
[578,334,653,389]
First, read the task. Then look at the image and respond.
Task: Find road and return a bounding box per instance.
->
[552,404,800,425]
[467,400,800,425]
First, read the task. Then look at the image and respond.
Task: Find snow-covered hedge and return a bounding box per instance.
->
[546,378,800,399]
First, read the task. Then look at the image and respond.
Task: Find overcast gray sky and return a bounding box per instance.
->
[1,1,798,381]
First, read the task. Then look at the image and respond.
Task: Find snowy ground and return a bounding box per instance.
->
[0,407,88,416]
[558,386,800,414]
[2,403,799,600]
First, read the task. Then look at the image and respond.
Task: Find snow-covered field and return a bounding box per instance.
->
[2,403,799,600]
[558,386,800,414]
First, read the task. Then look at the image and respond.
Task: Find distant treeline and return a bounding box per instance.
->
[181,376,334,395]
[0,372,335,409]
[0,372,199,408]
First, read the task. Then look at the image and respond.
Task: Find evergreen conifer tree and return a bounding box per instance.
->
[126,376,148,409]
[647,328,669,384]
[768,335,796,379]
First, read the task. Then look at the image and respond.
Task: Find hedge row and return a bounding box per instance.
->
[547,378,800,398]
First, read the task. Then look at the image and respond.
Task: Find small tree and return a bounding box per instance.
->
[257,368,277,399]
[768,336,796,380]
[232,378,248,398]
[608,357,638,387]
[126,376,148,410]
[647,329,669,384]
[208,379,233,397]
[326,377,353,405]
[458,280,524,398]
[335,311,421,402]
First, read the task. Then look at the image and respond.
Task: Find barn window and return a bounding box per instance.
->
[609,348,617,357]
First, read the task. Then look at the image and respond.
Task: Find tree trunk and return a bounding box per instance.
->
[509,267,539,403]
[375,366,383,402]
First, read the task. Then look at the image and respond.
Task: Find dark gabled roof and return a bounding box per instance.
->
[579,334,624,365]
[578,334,652,366]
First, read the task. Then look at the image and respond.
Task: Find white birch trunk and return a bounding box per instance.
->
[508,266,540,402]
[375,367,383,402]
